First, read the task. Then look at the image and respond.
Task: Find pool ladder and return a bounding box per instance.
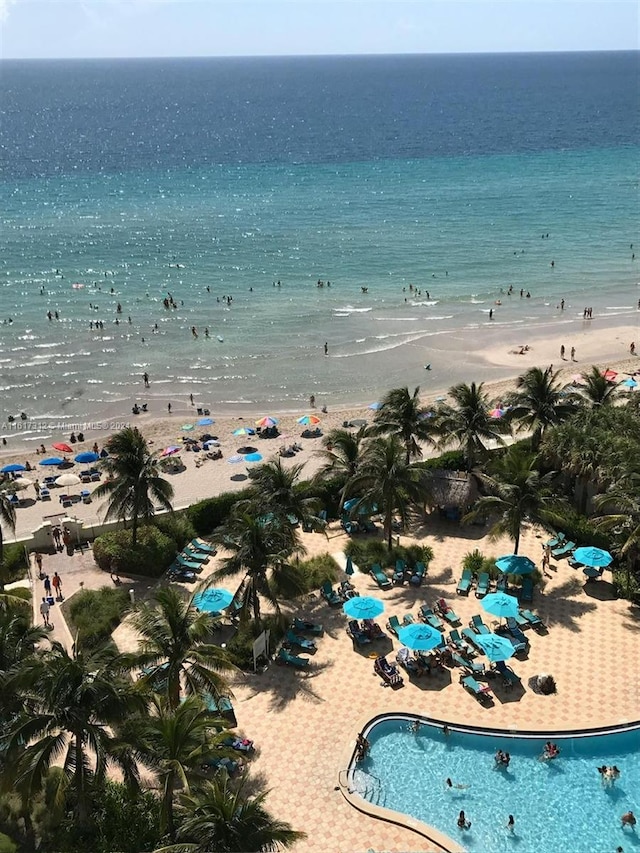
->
[339,768,384,806]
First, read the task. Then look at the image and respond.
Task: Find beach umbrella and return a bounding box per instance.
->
[227,455,244,464]
[573,546,613,568]
[161,446,181,457]
[621,378,637,389]
[489,407,505,419]
[237,446,257,454]
[52,442,73,453]
[368,402,383,411]
[473,633,515,663]
[343,497,378,515]
[197,417,215,426]
[1,463,26,473]
[397,622,443,652]
[255,416,278,428]
[181,423,194,431]
[193,588,234,613]
[55,473,81,487]
[602,369,618,382]
[7,477,32,491]
[297,415,321,426]
[244,453,263,463]
[39,457,64,467]
[482,592,520,621]
[232,427,255,436]
[343,596,384,620]
[583,566,603,579]
[345,554,354,576]
[495,554,536,576]
[74,451,99,464]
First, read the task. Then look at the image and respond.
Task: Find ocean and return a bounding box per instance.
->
[0,52,638,435]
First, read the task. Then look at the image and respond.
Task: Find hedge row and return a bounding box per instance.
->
[66,586,130,650]
[93,526,178,578]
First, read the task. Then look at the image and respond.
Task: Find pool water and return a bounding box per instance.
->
[355,718,640,853]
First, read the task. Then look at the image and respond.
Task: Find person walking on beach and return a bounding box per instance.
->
[630,342,636,355]
[143,371,149,388]
[167,402,172,414]
[560,345,565,360]
[571,346,576,361]
[34,552,43,576]
[40,597,51,628]
[310,394,315,408]
[34,479,41,500]
[52,571,62,600]
[324,342,328,355]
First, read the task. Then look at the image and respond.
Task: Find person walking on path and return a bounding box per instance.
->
[52,527,62,551]
[40,597,51,627]
[34,552,43,576]
[43,575,51,597]
[52,572,62,600]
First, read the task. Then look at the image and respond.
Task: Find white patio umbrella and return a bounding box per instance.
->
[55,473,82,487]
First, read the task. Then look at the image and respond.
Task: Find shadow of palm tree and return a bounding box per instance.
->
[250,657,335,712]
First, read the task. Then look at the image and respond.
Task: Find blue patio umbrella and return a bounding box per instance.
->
[343,497,378,515]
[622,378,637,389]
[397,622,443,652]
[39,457,63,466]
[244,453,263,463]
[232,427,255,436]
[368,402,383,410]
[197,417,215,426]
[1,463,26,473]
[573,546,613,568]
[345,554,354,576]
[193,588,234,612]
[473,633,515,662]
[495,554,536,576]
[343,596,384,620]
[74,451,99,464]
[482,592,520,621]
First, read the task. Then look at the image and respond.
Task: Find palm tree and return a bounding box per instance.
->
[371,386,435,463]
[211,510,305,622]
[0,487,17,592]
[464,446,559,554]
[94,427,174,546]
[594,471,640,592]
[5,641,145,830]
[155,776,306,853]
[347,435,424,549]
[0,611,47,723]
[131,587,235,711]
[435,382,507,470]
[542,417,608,514]
[574,366,620,408]
[506,366,577,450]
[315,427,366,509]
[246,458,323,530]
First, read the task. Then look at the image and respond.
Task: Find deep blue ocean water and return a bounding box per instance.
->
[0,52,638,432]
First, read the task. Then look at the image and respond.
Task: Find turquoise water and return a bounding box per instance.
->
[355,718,640,853]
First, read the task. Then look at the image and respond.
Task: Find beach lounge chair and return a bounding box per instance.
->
[182,545,209,563]
[494,660,522,687]
[346,620,371,646]
[339,580,359,599]
[204,693,237,726]
[461,627,483,651]
[452,652,485,675]
[495,574,508,592]
[175,554,203,572]
[551,540,575,559]
[167,566,196,582]
[519,576,534,602]
[396,646,428,678]
[202,756,242,775]
[470,614,490,635]
[498,631,527,655]
[505,617,529,646]
[460,674,492,700]
[456,568,472,595]
[190,538,217,555]
[403,613,417,626]
[393,559,406,584]
[448,629,475,656]
[545,532,566,549]
[435,598,459,625]
[363,619,386,640]
[285,629,316,651]
[520,609,545,631]
[386,615,401,637]
[475,572,490,597]
[373,655,404,688]
[277,648,309,668]
[320,580,342,605]
[409,561,426,586]
[419,606,444,630]
[370,564,392,589]
[39,488,51,501]
[512,611,529,629]
[292,617,323,635]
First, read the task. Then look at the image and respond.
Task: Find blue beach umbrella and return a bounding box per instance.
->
[343,497,378,515]
[232,427,255,436]
[368,402,383,411]
[495,554,536,576]
[345,554,354,576]
[74,451,99,464]
[1,463,26,473]
[622,378,637,389]
[193,588,234,612]
[197,417,215,426]
[39,457,63,467]
[573,546,612,568]
[473,633,515,663]
[397,622,443,652]
[343,596,384,620]
[244,453,263,463]
[482,592,520,621]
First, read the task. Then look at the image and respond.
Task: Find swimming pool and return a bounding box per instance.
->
[351,717,640,853]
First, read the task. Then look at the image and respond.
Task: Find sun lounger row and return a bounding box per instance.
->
[321,579,358,605]
[456,568,534,602]
[346,619,386,646]
[392,559,426,586]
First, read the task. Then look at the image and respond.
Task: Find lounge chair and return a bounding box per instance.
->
[204,693,236,725]
[339,580,359,599]
[551,540,575,559]
[320,580,342,605]
[475,572,490,597]
[285,629,316,651]
[370,564,392,590]
[544,532,566,549]
[409,561,426,586]
[456,568,472,595]
[292,617,323,635]
[520,609,545,631]
[567,556,584,569]
[495,574,508,592]
[494,659,522,686]
[396,647,428,678]
[277,648,309,668]
[512,611,529,629]
[222,735,255,753]
[452,652,485,675]
[519,576,534,603]
[403,613,417,626]
[386,615,401,637]
[470,614,490,635]
[182,545,209,563]
[461,627,483,651]
[460,674,492,700]
[346,620,371,645]
[174,554,203,572]
[419,606,444,630]
[435,598,459,625]
[505,617,529,647]
[498,632,527,655]
[190,538,217,555]
[373,655,404,688]
[449,629,476,656]
[167,566,196,582]
[393,559,406,584]
[363,619,386,640]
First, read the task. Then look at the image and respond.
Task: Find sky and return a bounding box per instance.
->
[0,0,637,60]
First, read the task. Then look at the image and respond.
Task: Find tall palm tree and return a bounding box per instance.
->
[435,382,507,470]
[506,366,577,450]
[94,427,174,546]
[574,366,621,408]
[131,587,235,711]
[371,386,435,463]
[542,417,608,514]
[464,446,559,554]
[246,458,323,531]
[0,611,47,724]
[155,777,306,853]
[347,435,424,549]
[594,470,640,590]
[211,510,305,622]
[315,427,366,509]
[5,641,145,830]
[0,487,17,592]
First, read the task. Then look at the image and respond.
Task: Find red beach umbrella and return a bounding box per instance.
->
[52,442,73,453]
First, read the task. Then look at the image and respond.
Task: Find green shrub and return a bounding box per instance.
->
[555,510,611,551]
[0,544,28,584]
[415,450,467,472]
[226,615,287,671]
[345,539,434,570]
[66,586,130,650]
[93,526,177,577]
[613,568,640,603]
[154,512,196,549]
[292,554,339,594]
[187,491,248,535]
[0,833,17,853]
